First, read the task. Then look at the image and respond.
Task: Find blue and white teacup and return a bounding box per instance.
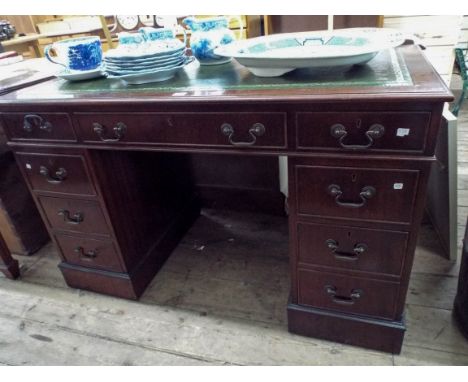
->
[44,36,102,71]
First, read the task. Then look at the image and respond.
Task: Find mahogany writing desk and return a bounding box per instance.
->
[0,45,452,353]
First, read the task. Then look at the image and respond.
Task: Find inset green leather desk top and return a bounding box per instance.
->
[0,44,452,104]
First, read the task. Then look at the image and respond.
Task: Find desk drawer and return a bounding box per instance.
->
[296,112,430,153]
[38,196,110,236]
[55,234,124,272]
[15,152,96,196]
[1,112,76,142]
[75,112,287,149]
[297,222,408,276]
[295,165,419,224]
[298,268,399,320]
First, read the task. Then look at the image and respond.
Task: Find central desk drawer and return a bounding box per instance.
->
[55,234,124,272]
[15,152,96,196]
[296,111,431,153]
[75,112,287,149]
[295,165,419,224]
[37,196,110,236]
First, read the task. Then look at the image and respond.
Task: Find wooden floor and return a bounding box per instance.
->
[1,80,468,366]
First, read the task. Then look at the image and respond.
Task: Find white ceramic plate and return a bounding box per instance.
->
[105,43,185,60]
[104,52,185,68]
[104,58,186,76]
[56,67,105,82]
[106,56,194,84]
[214,28,406,77]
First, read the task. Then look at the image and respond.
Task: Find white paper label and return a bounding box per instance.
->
[25,163,32,170]
[397,128,410,137]
[393,183,404,190]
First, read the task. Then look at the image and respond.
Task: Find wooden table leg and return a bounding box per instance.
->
[0,231,19,279]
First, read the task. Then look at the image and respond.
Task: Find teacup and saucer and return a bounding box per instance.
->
[44,36,105,81]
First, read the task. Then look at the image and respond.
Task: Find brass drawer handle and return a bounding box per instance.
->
[23,114,53,133]
[74,246,98,260]
[325,285,363,305]
[58,209,83,225]
[39,166,67,184]
[330,123,385,150]
[327,184,376,208]
[93,122,127,142]
[221,122,265,147]
[325,239,367,261]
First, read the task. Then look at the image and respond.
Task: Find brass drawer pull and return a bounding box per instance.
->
[58,209,83,225]
[93,122,127,142]
[325,239,367,261]
[221,122,265,147]
[74,246,98,259]
[39,166,67,184]
[330,123,385,150]
[23,114,53,133]
[327,184,376,208]
[325,285,363,305]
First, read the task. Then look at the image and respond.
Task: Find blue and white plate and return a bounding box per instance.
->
[106,56,194,85]
[104,53,184,69]
[56,66,105,82]
[104,57,186,75]
[105,44,185,61]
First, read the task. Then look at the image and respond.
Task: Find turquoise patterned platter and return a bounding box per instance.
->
[214,28,405,77]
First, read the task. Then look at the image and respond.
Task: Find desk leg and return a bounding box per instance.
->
[0,232,19,279]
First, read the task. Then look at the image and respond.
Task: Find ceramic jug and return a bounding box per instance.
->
[183,16,243,65]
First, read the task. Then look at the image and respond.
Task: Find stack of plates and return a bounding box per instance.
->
[103,40,193,84]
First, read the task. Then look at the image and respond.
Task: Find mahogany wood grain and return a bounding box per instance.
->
[297,268,400,320]
[287,302,405,354]
[0,150,49,255]
[454,219,468,339]
[1,112,76,142]
[74,112,287,150]
[37,196,111,236]
[58,199,200,299]
[15,152,96,196]
[296,111,431,154]
[297,222,408,277]
[0,231,19,279]
[54,233,124,273]
[295,164,420,225]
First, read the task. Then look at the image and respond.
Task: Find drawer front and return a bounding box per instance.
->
[296,112,430,153]
[55,234,124,272]
[298,268,399,319]
[38,196,110,236]
[295,165,419,224]
[1,112,76,142]
[75,112,287,149]
[297,222,408,276]
[15,152,96,196]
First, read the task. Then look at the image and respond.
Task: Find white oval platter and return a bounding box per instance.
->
[214,28,406,77]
